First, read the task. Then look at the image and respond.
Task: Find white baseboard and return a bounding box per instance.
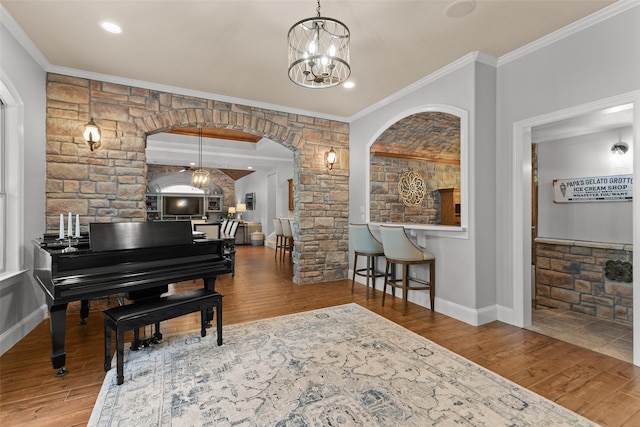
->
[0,304,48,356]
[437,300,498,326]
[351,269,499,326]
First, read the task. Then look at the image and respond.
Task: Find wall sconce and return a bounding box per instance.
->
[83,117,101,151]
[611,142,629,155]
[236,203,247,221]
[325,147,337,170]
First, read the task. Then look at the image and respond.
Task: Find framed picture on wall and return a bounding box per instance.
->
[245,192,255,210]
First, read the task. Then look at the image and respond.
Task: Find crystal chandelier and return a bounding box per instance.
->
[191,128,210,189]
[287,0,350,88]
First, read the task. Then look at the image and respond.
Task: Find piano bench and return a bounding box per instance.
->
[103,288,223,385]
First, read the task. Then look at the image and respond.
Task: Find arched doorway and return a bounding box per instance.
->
[44,74,350,285]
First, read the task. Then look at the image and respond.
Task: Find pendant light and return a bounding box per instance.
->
[287,0,350,88]
[191,128,210,189]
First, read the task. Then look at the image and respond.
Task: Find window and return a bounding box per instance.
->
[0,79,24,280]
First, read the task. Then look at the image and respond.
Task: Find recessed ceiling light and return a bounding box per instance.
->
[444,0,476,18]
[100,21,122,34]
[343,81,355,89]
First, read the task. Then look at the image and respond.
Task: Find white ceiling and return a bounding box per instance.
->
[2,0,629,172]
[2,0,618,120]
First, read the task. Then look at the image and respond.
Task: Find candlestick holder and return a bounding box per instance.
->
[60,236,79,253]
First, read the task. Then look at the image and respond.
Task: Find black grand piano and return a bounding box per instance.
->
[33,221,232,376]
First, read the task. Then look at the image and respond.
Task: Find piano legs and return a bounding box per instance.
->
[130,323,162,350]
[80,299,90,325]
[49,303,69,376]
[46,277,219,377]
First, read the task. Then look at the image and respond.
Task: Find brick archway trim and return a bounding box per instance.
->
[45,73,350,284]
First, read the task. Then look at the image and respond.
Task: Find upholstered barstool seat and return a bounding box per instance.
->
[350,223,385,300]
[379,225,436,315]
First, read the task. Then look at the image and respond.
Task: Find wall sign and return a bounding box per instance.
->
[553,174,632,203]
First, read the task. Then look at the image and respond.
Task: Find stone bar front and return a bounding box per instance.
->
[535,237,633,326]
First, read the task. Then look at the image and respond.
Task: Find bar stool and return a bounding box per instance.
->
[349,223,385,300]
[273,218,285,259]
[379,225,436,315]
[280,218,294,263]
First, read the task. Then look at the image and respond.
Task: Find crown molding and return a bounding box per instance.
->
[498,0,638,67]
[46,65,348,123]
[1,3,348,124]
[0,4,48,70]
[3,1,635,124]
[348,51,497,122]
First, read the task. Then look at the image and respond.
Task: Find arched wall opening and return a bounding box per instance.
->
[44,73,350,284]
[365,104,469,233]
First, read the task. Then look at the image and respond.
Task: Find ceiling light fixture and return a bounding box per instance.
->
[287,0,350,88]
[191,128,210,189]
[100,21,122,34]
[611,142,629,155]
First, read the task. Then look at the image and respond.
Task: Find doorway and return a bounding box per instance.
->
[513,93,639,366]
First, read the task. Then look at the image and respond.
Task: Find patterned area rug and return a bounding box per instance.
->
[90,304,596,426]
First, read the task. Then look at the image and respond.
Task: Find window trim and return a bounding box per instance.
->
[0,77,25,280]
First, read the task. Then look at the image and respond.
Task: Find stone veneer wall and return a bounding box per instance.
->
[370,155,460,224]
[146,164,235,214]
[45,73,349,284]
[535,238,633,325]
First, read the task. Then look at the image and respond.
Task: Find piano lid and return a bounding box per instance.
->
[90,221,194,252]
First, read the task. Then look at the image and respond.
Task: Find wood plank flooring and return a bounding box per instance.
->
[1,245,639,426]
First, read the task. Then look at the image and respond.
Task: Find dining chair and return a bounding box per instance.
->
[228,221,239,239]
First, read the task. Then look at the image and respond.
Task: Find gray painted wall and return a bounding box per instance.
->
[350,3,639,334]
[537,126,633,243]
[495,2,640,317]
[350,62,496,324]
[0,16,47,354]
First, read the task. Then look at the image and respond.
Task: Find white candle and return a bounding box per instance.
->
[75,214,80,238]
[59,214,64,239]
[68,212,72,238]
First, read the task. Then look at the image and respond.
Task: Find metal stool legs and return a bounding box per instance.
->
[351,252,384,300]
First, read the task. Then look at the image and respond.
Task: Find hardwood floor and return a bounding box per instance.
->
[1,245,639,426]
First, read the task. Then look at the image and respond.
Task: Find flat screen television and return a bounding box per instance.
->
[162,195,204,216]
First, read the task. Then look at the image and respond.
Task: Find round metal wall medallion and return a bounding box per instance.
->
[398,169,426,207]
